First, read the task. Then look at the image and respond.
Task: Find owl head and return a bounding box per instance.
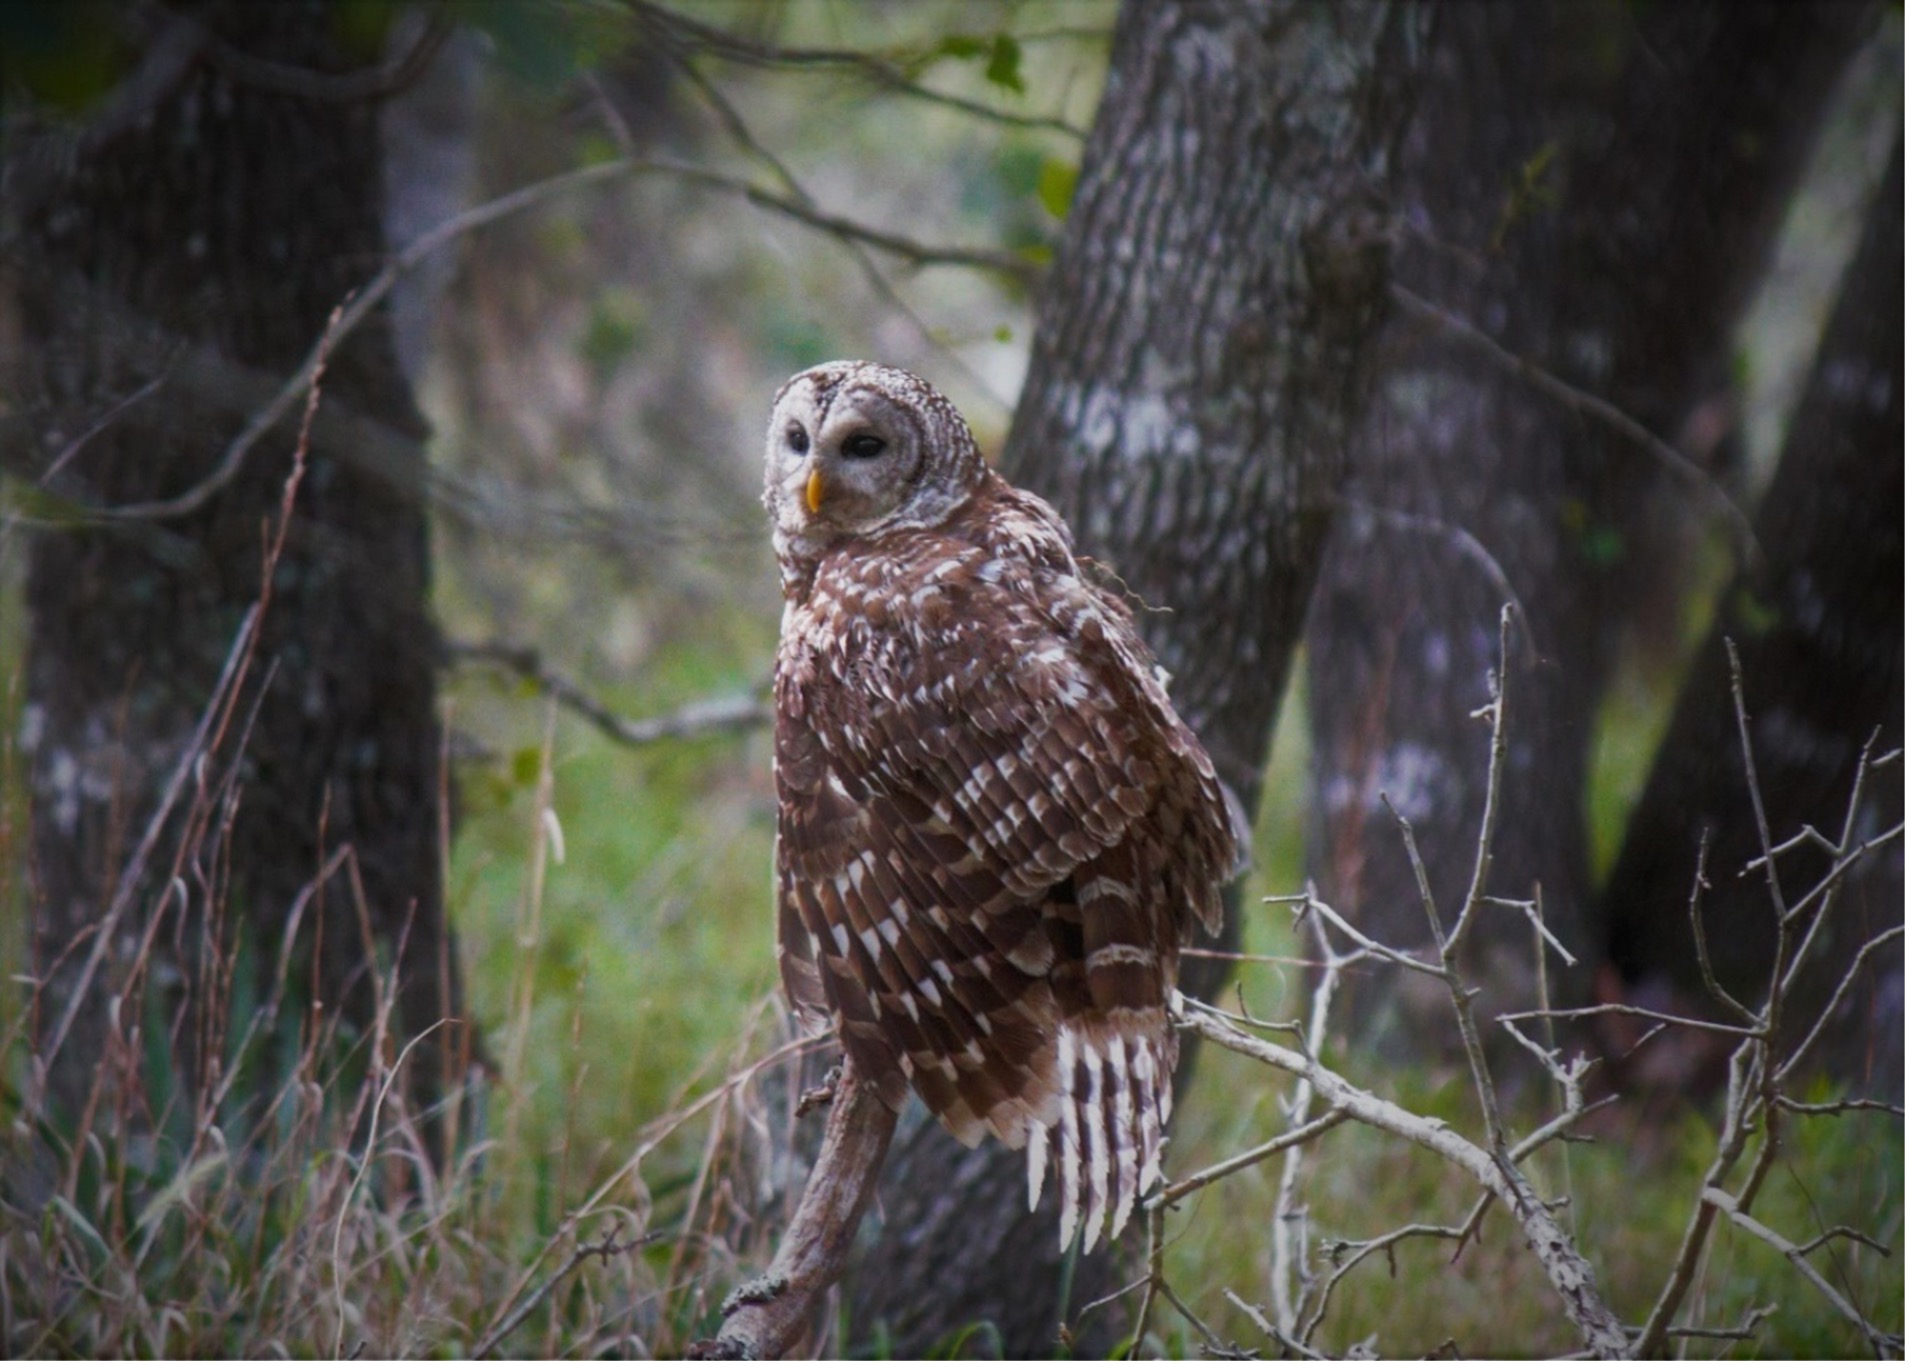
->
[764,361,987,566]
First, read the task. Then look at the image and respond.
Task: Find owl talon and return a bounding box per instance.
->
[795,1064,842,1118]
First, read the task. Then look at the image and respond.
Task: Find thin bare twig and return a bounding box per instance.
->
[449,640,771,747]
[1496,1002,1761,1040]
[1129,1204,1166,1359]
[473,1223,656,1358]
[90,156,1028,523]
[1226,1286,1330,1360]
[1301,1200,1492,1348]
[629,0,1092,141]
[1703,1188,1902,1357]
[1288,893,1443,979]
[1180,1000,1629,1358]
[1155,1107,1349,1207]
[1391,283,1760,568]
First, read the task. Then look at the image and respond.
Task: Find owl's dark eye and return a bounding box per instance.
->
[786,425,810,455]
[842,432,886,460]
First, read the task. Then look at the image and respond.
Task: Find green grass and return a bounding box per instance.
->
[0,608,1899,1358]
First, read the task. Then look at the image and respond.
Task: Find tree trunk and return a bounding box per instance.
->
[1304,0,1871,1068]
[1599,140,1903,1098]
[842,1,1417,1354]
[9,4,463,1149]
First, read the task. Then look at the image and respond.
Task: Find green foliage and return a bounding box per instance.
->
[0,0,132,112]
[923,31,1027,95]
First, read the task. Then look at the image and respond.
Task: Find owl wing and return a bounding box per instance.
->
[773,511,1235,1158]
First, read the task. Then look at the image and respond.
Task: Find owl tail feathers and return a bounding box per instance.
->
[1034,1014,1175,1253]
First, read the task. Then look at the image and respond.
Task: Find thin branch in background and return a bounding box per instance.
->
[1702,1189,1903,1357]
[1154,1107,1349,1207]
[1270,902,1356,1336]
[1683,828,1760,1023]
[671,49,1018,414]
[1726,640,1793,967]
[1381,611,1514,1159]
[473,1223,656,1359]
[1128,1204,1166,1358]
[1179,998,1630,1358]
[628,0,1092,141]
[1301,1202,1491,1348]
[1390,283,1762,569]
[83,155,1030,524]
[200,4,455,102]
[31,306,336,1090]
[1337,499,1537,668]
[447,640,770,747]
[1287,893,1442,979]
[1496,1002,1761,1041]
[1225,1286,1329,1360]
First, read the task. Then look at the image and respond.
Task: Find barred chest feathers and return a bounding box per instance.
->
[762,360,1240,1251]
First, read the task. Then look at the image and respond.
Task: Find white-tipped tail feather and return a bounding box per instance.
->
[1030,1018,1174,1250]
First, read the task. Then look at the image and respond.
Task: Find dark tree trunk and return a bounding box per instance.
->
[1599,141,1903,1098]
[841,1,1417,1354]
[1304,0,1871,1067]
[8,4,463,1147]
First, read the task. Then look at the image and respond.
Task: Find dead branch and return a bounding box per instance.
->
[1628,651,1900,1358]
[1702,1189,1903,1358]
[688,1055,897,1360]
[1180,999,1630,1359]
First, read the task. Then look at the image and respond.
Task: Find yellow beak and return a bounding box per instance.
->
[805,468,826,515]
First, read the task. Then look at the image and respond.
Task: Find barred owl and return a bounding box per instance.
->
[764,360,1239,1250]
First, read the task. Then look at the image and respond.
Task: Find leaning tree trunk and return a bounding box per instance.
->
[840,2,1418,1355]
[9,4,463,1150]
[1599,140,1903,1098]
[1303,0,1872,1069]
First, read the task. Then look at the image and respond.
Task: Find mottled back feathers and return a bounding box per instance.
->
[765,361,1238,1249]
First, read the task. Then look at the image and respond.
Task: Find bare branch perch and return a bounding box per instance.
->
[688,1057,897,1361]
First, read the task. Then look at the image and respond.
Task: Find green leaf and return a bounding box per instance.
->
[1037,157,1079,220]
[984,33,1025,94]
[936,33,987,61]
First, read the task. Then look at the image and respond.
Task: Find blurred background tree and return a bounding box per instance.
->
[0,0,1899,1357]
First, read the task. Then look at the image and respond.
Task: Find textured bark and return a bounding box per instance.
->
[691,1059,898,1361]
[843,1,1416,1354]
[9,5,463,1141]
[1599,141,1903,1097]
[1304,0,1872,1064]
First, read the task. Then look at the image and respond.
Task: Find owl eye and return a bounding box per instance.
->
[786,425,810,455]
[841,433,886,460]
